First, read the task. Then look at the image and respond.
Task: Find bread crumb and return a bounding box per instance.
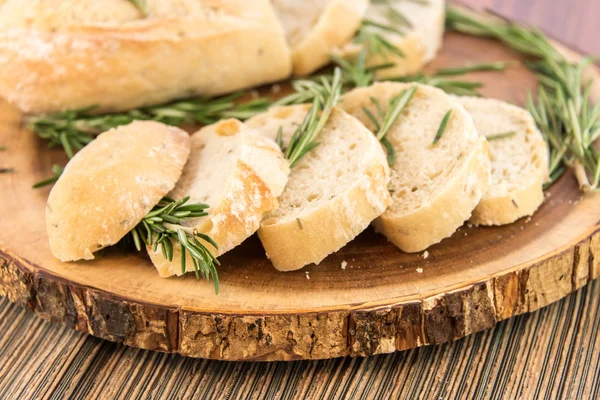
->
[467,223,473,228]
[545,191,552,198]
[271,84,281,94]
[568,200,573,205]
[423,251,429,259]
[250,89,260,99]
[535,222,539,226]
[305,271,310,280]
[525,217,532,223]
[464,232,468,236]
[341,261,347,270]
[416,267,423,274]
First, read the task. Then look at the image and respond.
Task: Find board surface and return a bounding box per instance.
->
[1,31,600,361]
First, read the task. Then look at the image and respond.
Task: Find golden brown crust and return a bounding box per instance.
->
[0,0,292,113]
[46,121,190,261]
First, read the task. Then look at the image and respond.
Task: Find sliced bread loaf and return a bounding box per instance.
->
[46,121,190,261]
[272,0,369,76]
[148,119,290,278]
[335,0,445,78]
[246,105,391,271]
[339,82,491,252]
[456,96,549,225]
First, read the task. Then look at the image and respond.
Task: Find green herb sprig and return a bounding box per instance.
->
[391,62,514,96]
[277,68,343,168]
[29,93,271,159]
[361,86,417,165]
[131,196,220,292]
[447,5,600,192]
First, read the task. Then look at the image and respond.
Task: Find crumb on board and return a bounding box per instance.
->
[271,84,281,94]
[341,261,347,270]
[467,223,473,228]
[305,271,310,280]
[423,251,429,259]
[416,267,423,274]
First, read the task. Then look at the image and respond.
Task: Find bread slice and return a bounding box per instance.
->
[339,82,491,253]
[272,0,369,76]
[455,96,549,226]
[246,105,391,271]
[148,119,290,278]
[0,0,291,114]
[335,0,445,78]
[46,121,190,262]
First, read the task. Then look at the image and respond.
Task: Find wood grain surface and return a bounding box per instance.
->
[1,0,599,397]
[1,280,600,399]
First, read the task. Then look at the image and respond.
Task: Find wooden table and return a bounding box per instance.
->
[1,1,599,398]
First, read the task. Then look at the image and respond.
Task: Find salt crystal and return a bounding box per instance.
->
[305,271,310,280]
[423,251,429,259]
[416,268,423,274]
[341,261,347,270]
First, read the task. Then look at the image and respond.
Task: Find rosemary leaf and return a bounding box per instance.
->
[127,0,148,15]
[487,131,517,141]
[432,110,452,145]
[0,167,14,174]
[434,61,514,76]
[33,164,64,188]
[0,146,6,151]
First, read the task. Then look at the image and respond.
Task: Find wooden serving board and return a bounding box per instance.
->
[1,31,600,362]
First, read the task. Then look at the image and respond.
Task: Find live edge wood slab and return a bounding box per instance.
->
[1,30,600,362]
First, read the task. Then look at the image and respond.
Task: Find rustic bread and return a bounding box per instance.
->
[246,105,391,271]
[148,119,290,278]
[335,0,445,78]
[272,0,369,76]
[456,96,549,226]
[340,82,491,253]
[0,0,291,114]
[46,121,190,262]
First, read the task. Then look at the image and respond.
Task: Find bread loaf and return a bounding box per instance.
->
[148,119,290,277]
[0,0,292,114]
[46,121,190,261]
[272,0,368,76]
[340,82,491,252]
[246,105,391,271]
[335,0,445,78]
[456,96,549,226]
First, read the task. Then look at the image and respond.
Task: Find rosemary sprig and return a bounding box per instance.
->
[33,164,64,188]
[487,131,517,141]
[278,68,343,168]
[29,93,271,158]
[447,5,600,192]
[127,0,148,15]
[361,87,417,166]
[0,168,14,174]
[432,110,452,145]
[131,196,220,293]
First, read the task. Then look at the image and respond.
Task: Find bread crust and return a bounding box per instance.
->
[0,0,292,113]
[289,0,368,76]
[46,121,190,262]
